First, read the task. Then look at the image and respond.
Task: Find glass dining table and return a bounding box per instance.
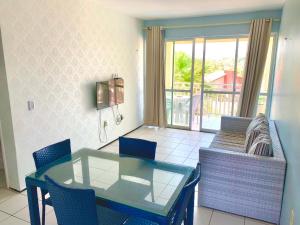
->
[25,148,195,225]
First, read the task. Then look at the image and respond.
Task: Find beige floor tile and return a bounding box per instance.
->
[165,155,186,164]
[162,137,183,143]
[155,153,169,161]
[245,217,275,225]
[188,151,199,160]
[210,210,244,225]
[175,143,194,152]
[183,159,198,167]
[197,142,210,148]
[157,141,178,148]
[156,147,175,154]
[0,194,28,214]
[180,139,199,146]
[0,189,18,204]
[0,211,10,222]
[170,150,191,157]
[45,211,58,225]
[14,201,53,222]
[0,216,29,225]
[193,207,213,225]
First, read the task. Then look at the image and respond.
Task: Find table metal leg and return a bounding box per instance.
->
[185,190,195,225]
[26,178,41,225]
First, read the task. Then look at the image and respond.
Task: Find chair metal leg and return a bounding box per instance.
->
[185,191,195,225]
[42,202,46,225]
[26,178,41,225]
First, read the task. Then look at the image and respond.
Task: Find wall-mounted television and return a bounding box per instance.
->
[96,78,124,110]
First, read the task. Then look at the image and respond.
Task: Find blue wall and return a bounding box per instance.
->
[144,9,282,39]
[271,0,300,224]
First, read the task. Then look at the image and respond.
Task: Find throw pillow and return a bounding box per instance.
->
[245,122,269,152]
[248,134,273,157]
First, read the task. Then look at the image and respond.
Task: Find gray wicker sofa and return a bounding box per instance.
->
[198,116,286,224]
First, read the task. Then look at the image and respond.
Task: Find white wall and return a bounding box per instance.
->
[0,0,144,190]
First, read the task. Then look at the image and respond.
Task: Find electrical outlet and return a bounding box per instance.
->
[27,101,35,111]
[290,208,295,225]
[103,121,108,127]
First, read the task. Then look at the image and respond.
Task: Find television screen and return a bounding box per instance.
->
[96,82,109,110]
[96,78,124,110]
[115,78,124,105]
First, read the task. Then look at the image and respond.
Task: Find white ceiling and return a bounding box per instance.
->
[98,0,284,20]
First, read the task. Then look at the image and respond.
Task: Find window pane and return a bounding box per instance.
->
[257,95,267,115]
[165,91,172,125]
[204,38,237,92]
[236,38,249,92]
[172,92,190,127]
[165,42,173,89]
[260,37,274,93]
[202,93,233,130]
[173,40,193,90]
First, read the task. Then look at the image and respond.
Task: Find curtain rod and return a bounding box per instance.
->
[144,18,281,30]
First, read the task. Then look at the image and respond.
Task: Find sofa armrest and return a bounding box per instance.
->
[198,146,286,224]
[220,116,252,133]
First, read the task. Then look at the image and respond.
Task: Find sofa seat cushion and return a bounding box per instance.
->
[210,131,246,153]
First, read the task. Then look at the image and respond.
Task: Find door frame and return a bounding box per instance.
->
[0,120,9,188]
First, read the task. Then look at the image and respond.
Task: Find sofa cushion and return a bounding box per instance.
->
[248,134,273,156]
[210,131,246,153]
[246,113,268,137]
[245,122,269,152]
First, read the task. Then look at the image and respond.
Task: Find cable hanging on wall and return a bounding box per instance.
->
[111,105,123,125]
[98,110,108,143]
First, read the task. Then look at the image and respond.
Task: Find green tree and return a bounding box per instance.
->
[174,51,192,83]
[174,51,223,84]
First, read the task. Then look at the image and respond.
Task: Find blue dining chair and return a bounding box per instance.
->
[32,139,71,225]
[119,137,157,160]
[45,175,128,225]
[124,163,201,225]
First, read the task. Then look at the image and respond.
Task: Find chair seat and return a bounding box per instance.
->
[124,217,158,225]
[97,206,128,225]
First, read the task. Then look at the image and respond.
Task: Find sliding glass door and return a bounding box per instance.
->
[201,37,248,130]
[165,35,275,132]
[165,40,194,129]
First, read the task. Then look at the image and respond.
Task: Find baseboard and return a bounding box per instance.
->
[97,124,144,150]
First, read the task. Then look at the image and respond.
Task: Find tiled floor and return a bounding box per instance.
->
[0,126,274,225]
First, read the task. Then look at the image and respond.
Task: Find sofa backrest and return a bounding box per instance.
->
[269,120,286,162]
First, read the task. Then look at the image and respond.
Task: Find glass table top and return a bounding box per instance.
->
[27,148,194,216]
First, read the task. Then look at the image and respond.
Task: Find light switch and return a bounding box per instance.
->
[27,101,34,111]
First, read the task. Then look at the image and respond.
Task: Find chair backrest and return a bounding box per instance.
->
[119,137,157,160]
[33,139,71,170]
[171,163,201,225]
[45,175,98,225]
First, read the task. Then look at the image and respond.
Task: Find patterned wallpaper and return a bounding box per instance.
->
[0,0,144,190]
